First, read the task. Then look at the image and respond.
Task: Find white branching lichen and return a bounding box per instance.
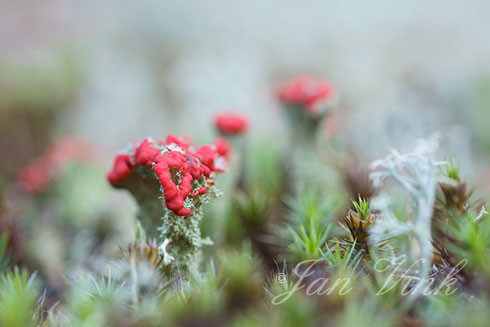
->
[369,134,442,302]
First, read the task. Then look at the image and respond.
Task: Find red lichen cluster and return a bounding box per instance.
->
[213,112,249,135]
[275,75,337,113]
[214,137,231,157]
[18,137,95,193]
[107,135,229,216]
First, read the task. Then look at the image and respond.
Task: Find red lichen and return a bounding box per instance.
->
[18,137,96,193]
[107,135,228,216]
[275,75,337,113]
[213,112,249,135]
[214,137,231,157]
[107,154,133,185]
[165,134,191,150]
[134,139,160,167]
[18,158,52,193]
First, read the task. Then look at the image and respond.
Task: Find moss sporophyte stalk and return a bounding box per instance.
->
[107,135,229,269]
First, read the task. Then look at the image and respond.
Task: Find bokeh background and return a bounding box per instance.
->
[2,0,490,156]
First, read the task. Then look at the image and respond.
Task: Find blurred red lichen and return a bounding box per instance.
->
[275,75,337,113]
[107,135,228,216]
[213,111,249,135]
[214,137,231,157]
[18,137,96,194]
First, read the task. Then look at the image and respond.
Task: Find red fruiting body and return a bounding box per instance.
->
[214,112,249,135]
[18,158,52,193]
[18,137,95,193]
[134,139,161,167]
[107,135,228,216]
[275,75,336,113]
[214,137,231,157]
[165,134,190,150]
[107,154,133,185]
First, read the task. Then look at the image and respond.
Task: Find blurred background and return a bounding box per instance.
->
[1,0,490,295]
[2,0,490,154]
